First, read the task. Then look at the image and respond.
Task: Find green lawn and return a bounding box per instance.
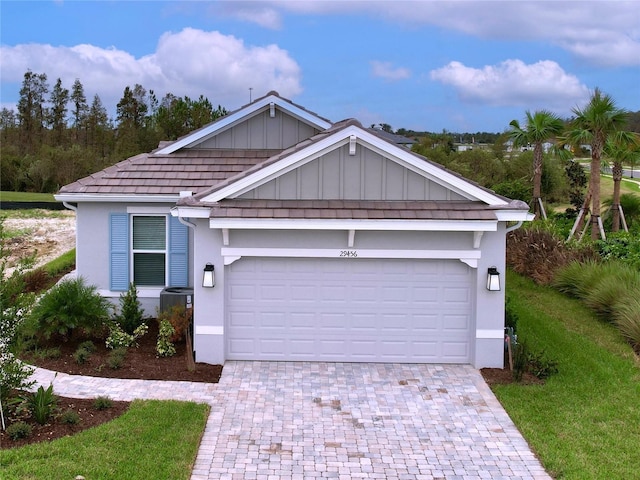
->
[499,271,640,479]
[0,191,56,202]
[1,400,210,480]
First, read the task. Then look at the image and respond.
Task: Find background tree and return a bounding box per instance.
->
[17,71,49,154]
[565,88,629,240]
[603,132,640,231]
[48,78,69,147]
[508,110,565,219]
[70,79,89,144]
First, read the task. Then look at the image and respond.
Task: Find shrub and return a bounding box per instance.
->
[613,295,640,352]
[31,347,61,360]
[24,383,58,425]
[93,396,113,410]
[158,305,192,342]
[595,231,640,270]
[526,350,559,380]
[28,277,113,340]
[115,282,144,334]
[156,318,177,357]
[73,346,91,365]
[505,294,519,332]
[78,340,96,353]
[60,408,80,425]
[0,219,36,404]
[105,321,148,349]
[6,421,32,440]
[107,347,127,369]
[584,269,640,320]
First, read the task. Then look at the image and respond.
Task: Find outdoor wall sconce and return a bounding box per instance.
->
[486,266,501,291]
[203,263,215,288]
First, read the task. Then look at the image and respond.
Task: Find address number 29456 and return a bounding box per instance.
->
[339,250,358,257]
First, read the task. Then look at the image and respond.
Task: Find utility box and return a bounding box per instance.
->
[159,287,194,314]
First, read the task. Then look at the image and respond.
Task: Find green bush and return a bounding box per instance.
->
[107,347,127,369]
[78,340,96,353]
[156,318,176,357]
[6,421,32,440]
[526,350,559,380]
[28,277,112,340]
[613,295,640,352]
[115,282,144,334]
[73,346,91,364]
[596,231,640,270]
[106,322,148,350]
[93,396,113,410]
[584,270,640,319]
[59,408,80,425]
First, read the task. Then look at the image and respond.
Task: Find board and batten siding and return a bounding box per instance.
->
[109,213,189,291]
[195,110,319,150]
[239,144,467,201]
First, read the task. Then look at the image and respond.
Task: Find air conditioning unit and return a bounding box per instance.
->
[160,287,194,314]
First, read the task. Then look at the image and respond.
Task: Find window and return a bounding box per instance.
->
[132,215,167,286]
[110,212,188,291]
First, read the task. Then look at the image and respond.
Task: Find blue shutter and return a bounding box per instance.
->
[168,215,189,287]
[110,213,129,291]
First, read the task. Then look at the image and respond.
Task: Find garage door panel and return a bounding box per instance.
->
[226,258,472,363]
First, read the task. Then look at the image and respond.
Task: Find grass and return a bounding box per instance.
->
[0,209,71,220]
[0,191,56,202]
[41,248,76,277]
[497,271,640,479]
[0,400,210,480]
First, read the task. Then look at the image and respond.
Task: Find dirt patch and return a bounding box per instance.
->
[2,210,76,276]
[481,368,544,386]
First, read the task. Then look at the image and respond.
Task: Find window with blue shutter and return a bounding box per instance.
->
[168,215,189,287]
[110,213,189,290]
[110,213,129,291]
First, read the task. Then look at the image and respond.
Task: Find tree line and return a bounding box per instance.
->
[0,70,228,193]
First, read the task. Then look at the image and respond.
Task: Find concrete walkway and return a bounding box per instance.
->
[31,363,550,480]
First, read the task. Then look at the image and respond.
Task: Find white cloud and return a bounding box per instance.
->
[0,28,302,114]
[430,59,590,110]
[370,61,411,81]
[239,1,640,67]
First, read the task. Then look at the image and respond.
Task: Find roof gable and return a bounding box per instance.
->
[156,91,332,154]
[197,121,509,206]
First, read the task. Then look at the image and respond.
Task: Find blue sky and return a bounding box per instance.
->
[1,1,639,133]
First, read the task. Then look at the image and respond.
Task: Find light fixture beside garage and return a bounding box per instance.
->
[486,267,500,291]
[203,263,215,288]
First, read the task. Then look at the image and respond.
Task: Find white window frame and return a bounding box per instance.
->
[130,214,169,287]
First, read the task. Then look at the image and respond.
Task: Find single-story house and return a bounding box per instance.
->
[56,91,532,368]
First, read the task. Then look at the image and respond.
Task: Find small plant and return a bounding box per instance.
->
[25,383,58,425]
[116,282,145,334]
[106,321,148,350]
[78,340,96,353]
[6,421,32,440]
[59,408,81,425]
[73,346,91,365]
[107,347,127,369]
[158,304,192,342]
[526,350,559,380]
[31,347,61,360]
[156,318,176,357]
[512,341,529,382]
[93,396,113,411]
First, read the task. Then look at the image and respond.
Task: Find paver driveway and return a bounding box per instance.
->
[32,362,550,479]
[192,362,549,480]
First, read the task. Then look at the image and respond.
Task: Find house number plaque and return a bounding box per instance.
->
[339,250,358,257]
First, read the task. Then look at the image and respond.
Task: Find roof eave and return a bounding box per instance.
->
[54,193,181,203]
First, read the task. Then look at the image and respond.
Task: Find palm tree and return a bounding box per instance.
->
[603,133,640,231]
[508,110,564,219]
[564,88,629,240]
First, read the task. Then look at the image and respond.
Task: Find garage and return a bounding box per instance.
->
[226,257,474,363]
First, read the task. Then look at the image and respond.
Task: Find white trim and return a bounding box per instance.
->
[172,206,211,218]
[156,95,332,154]
[54,194,180,203]
[221,247,481,265]
[210,218,498,232]
[476,329,504,339]
[127,206,171,214]
[473,231,484,249]
[99,287,163,298]
[495,210,535,222]
[195,325,224,335]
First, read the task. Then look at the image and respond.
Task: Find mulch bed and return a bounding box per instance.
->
[3,321,222,450]
[480,367,545,386]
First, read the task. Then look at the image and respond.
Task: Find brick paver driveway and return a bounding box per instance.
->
[191,362,549,480]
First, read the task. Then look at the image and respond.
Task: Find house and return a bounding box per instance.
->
[56,92,532,368]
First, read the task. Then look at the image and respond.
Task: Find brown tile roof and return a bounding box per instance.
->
[58,149,280,195]
[207,199,500,221]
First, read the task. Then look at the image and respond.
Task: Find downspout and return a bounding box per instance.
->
[62,201,77,212]
[505,220,524,234]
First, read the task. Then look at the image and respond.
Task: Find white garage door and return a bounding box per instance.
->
[226,257,473,363]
